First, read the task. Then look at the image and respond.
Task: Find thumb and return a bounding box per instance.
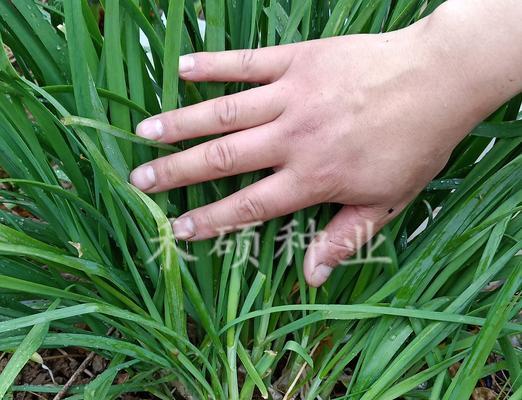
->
[303,205,387,287]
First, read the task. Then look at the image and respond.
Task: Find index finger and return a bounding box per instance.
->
[171,169,312,240]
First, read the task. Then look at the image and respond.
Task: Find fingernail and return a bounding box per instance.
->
[179,55,195,73]
[136,118,163,140]
[310,264,333,287]
[130,165,156,190]
[172,216,196,240]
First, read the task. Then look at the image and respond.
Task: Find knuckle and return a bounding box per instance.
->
[238,49,256,76]
[192,53,210,76]
[235,195,266,223]
[204,140,236,173]
[327,230,359,261]
[287,117,322,140]
[155,158,177,186]
[166,113,184,135]
[284,166,332,203]
[309,183,335,203]
[297,165,339,202]
[214,97,238,128]
[202,212,219,235]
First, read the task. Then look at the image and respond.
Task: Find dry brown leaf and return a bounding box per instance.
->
[471,387,497,400]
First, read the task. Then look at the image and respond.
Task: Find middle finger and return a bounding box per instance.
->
[136,84,285,142]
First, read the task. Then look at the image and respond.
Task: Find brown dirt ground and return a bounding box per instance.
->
[0,348,157,400]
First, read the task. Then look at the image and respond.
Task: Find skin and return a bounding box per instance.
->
[130,0,522,287]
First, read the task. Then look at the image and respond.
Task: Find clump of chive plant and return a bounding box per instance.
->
[0,1,520,399]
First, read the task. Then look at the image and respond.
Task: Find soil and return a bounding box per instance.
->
[0,348,158,400]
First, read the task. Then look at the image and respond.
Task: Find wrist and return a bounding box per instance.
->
[419,0,522,122]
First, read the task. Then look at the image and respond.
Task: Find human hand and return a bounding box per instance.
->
[130,1,522,287]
